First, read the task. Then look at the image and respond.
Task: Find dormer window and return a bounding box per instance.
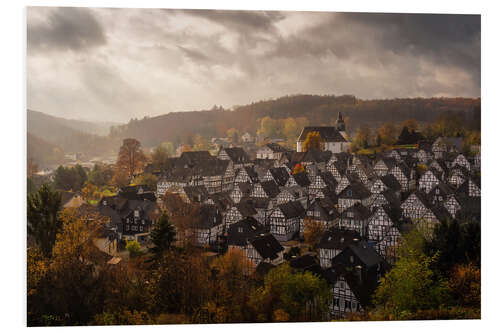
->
[350,256,354,263]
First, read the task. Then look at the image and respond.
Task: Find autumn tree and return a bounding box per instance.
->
[448,263,480,308]
[249,264,331,322]
[126,240,142,258]
[402,119,419,132]
[302,131,324,151]
[373,229,450,319]
[133,173,158,189]
[161,192,200,247]
[151,144,171,171]
[27,184,62,257]
[116,138,147,179]
[352,126,371,150]
[292,163,305,174]
[111,169,130,188]
[196,248,256,323]
[378,122,398,146]
[28,208,109,325]
[303,218,326,249]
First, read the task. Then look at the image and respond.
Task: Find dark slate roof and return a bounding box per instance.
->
[302,149,333,163]
[222,147,251,164]
[237,182,253,196]
[209,191,233,212]
[269,167,290,186]
[338,182,371,200]
[183,185,209,203]
[309,198,340,221]
[380,174,402,191]
[196,204,223,229]
[236,199,258,216]
[260,180,281,198]
[250,234,284,260]
[227,217,265,247]
[382,189,401,208]
[341,203,372,220]
[266,142,290,153]
[278,201,306,219]
[349,241,387,268]
[178,151,216,165]
[292,171,311,187]
[430,204,453,222]
[318,228,362,250]
[244,166,260,183]
[378,157,397,170]
[332,160,348,174]
[298,126,347,142]
[319,171,338,190]
[289,254,323,275]
[119,184,154,193]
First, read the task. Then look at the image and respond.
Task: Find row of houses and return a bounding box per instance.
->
[95,127,480,318]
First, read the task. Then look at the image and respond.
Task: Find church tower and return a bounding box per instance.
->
[336,112,347,140]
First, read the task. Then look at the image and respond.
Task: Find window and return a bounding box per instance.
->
[134,210,139,218]
[350,256,354,263]
[339,282,345,289]
[345,300,351,309]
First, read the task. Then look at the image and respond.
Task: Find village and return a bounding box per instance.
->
[47,112,480,320]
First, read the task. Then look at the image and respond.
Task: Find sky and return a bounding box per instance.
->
[27,7,481,123]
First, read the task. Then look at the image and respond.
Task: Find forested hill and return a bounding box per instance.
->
[112,94,480,147]
[27,110,122,163]
[28,110,120,136]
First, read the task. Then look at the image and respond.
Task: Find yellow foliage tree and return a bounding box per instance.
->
[302,131,324,151]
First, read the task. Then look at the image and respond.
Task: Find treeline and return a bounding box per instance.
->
[111,95,480,147]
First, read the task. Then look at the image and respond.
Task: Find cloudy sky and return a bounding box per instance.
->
[27,7,480,123]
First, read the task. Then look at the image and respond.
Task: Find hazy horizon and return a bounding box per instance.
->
[27,8,480,123]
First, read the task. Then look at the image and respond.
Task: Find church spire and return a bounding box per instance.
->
[336,111,345,132]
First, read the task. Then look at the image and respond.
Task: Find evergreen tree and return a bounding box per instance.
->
[27,184,62,257]
[150,213,176,259]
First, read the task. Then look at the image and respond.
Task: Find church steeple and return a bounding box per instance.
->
[336,112,345,132]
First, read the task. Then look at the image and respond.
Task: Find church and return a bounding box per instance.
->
[296,112,351,153]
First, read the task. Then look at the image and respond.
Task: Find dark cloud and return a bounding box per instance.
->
[26,8,480,122]
[185,9,285,33]
[177,45,211,63]
[27,7,106,52]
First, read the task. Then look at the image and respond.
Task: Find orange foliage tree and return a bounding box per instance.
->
[116,138,147,179]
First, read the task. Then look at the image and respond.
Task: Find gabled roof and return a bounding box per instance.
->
[221,147,251,164]
[341,203,371,220]
[250,234,284,260]
[266,142,290,153]
[196,204,223,229]
[278,200,306,219]
[183,185,209,203]
[298,126,347,142]
[269,167,290,186]
[236,199,258,216]
[380,174,402,191]
[318,228,362,250]
[292,171,311,187]
[260,180,280,198]
[338,182,371,200]
[227,216,265,247]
